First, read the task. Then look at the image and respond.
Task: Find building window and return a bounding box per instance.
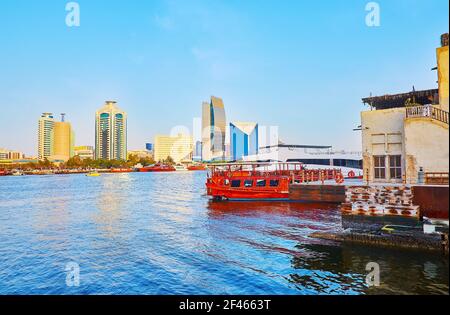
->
[389,155,402,180]
[373,155,386,179]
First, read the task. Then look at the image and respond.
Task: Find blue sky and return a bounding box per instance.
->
[0,0,448,155]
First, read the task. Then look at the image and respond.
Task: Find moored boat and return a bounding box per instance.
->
[138,164,176,172]
[206,162,341,201]
[0,169,9,176]
[187,164,207,171]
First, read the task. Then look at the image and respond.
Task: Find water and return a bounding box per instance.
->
[0,172,448,295]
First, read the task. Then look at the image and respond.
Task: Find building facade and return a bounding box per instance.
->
[154,134,193,164]
[201,96,227,161]
[51,114,75,162]
[95,101,127,160]
[360,34,449,184]
[74,146,94,160]
[38,113,55,160]
[230,122,259,161]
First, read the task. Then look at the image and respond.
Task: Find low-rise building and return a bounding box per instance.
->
[154,134,193,163]
[360,34,449,184]
[127,150,153,160]
[74,146,94,160]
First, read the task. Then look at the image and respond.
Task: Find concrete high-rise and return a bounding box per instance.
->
[201,96,226,161]
[38,113,55,160]
[52,114,75,162]
[95,101,127,160]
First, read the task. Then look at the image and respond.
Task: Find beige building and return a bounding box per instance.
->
[201,96,227,161]
[0,148,23,161]
[74,146,94,160]
[154,134,193,163]
[51,115,75,162]
[360,34,449,184]
[127,150,153,160]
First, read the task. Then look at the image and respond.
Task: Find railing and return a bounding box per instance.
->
[425,172,449,185]
[406,105,449,125]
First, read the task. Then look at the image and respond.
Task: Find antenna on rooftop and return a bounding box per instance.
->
[61,113,66,122]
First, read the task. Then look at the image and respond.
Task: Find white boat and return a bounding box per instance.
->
[12,170,24,176]
[174,164,188,171]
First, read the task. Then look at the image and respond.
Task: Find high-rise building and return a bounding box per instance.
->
[74,146,94,160]
[230,122,259,161]
[38,113,55,160]
[51,114,75,162]
[154,134,193,164]
[95,101,127,160]
[145,143,153,152]
[201,96,227,161]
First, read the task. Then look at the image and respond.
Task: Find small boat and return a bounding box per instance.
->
[86,171,101,177]
[138,164,176,172]
[0,169,8,176]
[12,170,24,176]
[111,168,133,173]
[187,164,207,171]
[174,164,188,171]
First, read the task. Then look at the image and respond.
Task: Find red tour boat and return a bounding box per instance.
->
[0,169,8,176]
[138,164,176,172]
[206,162,341,201]
[187,164,207,171]
[111,168,133,173]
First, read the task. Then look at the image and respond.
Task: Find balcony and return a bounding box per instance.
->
[406,105,449,125]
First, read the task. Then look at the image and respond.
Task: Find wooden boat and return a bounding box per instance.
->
[0,169,8,176]
[206,162,341,201]
[138,164,176,172]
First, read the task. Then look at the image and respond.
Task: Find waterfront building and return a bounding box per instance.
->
[193,140,202,161]
[145,143,153,152]
[230,122,259,161]
[51,114,75,162]
[154,134,193,164]
[201,96,227,161]
[244,144,363,169]
[127,150,154,160]
[360,34,449,184]
[38,113,55,160]
[74,146,94,160]
[95,101,127,160]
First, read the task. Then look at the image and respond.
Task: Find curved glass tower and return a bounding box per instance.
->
[201,96,226,161]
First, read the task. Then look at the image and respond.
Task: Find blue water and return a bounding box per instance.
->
[0,172,448,295]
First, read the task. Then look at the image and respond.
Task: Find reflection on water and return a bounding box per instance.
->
[0,172,448,295]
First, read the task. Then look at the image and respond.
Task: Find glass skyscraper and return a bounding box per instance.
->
[201,96,227,161]
[230,122,259,161]
[95,101,127,160]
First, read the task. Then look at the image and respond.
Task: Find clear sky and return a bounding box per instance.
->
[0,0,448,156]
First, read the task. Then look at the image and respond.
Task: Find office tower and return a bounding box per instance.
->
[201,96,226,161]
[230,122,259,161]
[146,143,153,152]
[38,113,55,160]
[52,114,75,162]
[154,134,193,164]
[95,101,127,160]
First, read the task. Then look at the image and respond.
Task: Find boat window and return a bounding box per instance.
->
[256,179,266,187]
[270,180,280,187]
[244,180,253,187]
[224,179,230,186]
[231,180,241,188]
